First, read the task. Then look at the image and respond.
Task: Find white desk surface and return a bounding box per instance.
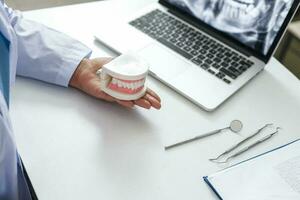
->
[11,0,300,199]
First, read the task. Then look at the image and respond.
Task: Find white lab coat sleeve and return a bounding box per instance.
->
[4,4,92,87]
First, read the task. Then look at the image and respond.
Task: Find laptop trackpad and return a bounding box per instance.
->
[137,43,191,80]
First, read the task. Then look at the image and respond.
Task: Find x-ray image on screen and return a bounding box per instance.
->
[166,0,294,55]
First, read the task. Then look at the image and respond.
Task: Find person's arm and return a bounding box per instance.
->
[5,4,161,109]
[4,4,91,87]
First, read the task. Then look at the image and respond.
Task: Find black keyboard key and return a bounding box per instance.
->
[228,67,241,76]
[163,34,171,40]
[220,68,237,79]
[150,27,158,32]
[190,37,196,42]
[231,62,238,67]
[175,29,182,34]
[177,42,184,47]
[216,72,225,79]
[129,21,137,25]
[183,46,191,52]
[239,60,251,68]
[213,58,221,63]
[232,51,238,57]
[217,54,225,59]
[239,66,248,72]
[165,29,172,34]
[203,45,209,50]
[208,69,215,75]
[212,63,221,69]
[148,32,159,39]
[198,54,206,60]
[190,50,199,56]
[221,62,228,68]
[247,60,255,66]
[170,38,177,43]
[225,52,233,57]
[200,49,207,54]
[207,53,214,59]
[210,49,217,54]
[192,58,203,65]
[224,57,231,63]
[157,31,164,36]
[178,37,186,42]
[192,45,200,50]
[205,59,213,65]
[195,40,202,45]
[186,41,193,46]
[200,63,210,70]
[223,78,231,84]
[232,56,239,61]
[157,37,193,60]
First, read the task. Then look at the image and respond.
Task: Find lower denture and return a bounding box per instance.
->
[108,83,143,94]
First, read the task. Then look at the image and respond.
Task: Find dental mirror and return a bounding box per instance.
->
[165,120,243,150]
[229,120,243,133]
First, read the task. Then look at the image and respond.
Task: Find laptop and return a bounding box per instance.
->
[95,0,300,111]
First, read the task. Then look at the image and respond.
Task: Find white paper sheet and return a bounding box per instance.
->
[206,140,300,200]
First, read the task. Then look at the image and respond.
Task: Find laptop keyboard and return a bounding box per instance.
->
[129,9,254,84]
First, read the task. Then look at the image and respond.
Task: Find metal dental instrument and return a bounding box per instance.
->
[164,120,243,151]
[209,123,273,162]
[214,127,281,164]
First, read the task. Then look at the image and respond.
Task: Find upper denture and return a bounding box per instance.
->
[108,77,145,94]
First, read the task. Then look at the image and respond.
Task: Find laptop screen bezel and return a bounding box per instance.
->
[159,0,300,63]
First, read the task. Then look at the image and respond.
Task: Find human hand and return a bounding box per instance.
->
[69,58,161,109]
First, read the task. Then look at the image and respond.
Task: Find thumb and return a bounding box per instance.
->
[90,57,114,70]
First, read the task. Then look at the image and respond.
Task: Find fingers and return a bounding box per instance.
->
[143,93,161,109]
[98,91,161,110]
[147,88,161,103]
[134,98,152,109]
[133,92,161,110]
[116,100,135,108]
[115,88,161,110]
[96,90,135,108]
[99,92,116,103]
[95,88,135,108]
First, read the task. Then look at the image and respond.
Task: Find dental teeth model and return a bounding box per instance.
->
[97,53,149,101]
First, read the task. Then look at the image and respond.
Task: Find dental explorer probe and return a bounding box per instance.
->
[165,120,243,150]
[214,127,281,164]
[209,123,273,162]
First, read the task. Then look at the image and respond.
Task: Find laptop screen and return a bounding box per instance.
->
[164,0,295,56]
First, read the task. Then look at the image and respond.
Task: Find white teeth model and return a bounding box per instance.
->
[239,0,255,4]
[223,0,255,20]
[97,53,149,101]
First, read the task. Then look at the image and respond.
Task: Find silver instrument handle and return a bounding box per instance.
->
[224,129,280,163]
[165,128,225,150]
